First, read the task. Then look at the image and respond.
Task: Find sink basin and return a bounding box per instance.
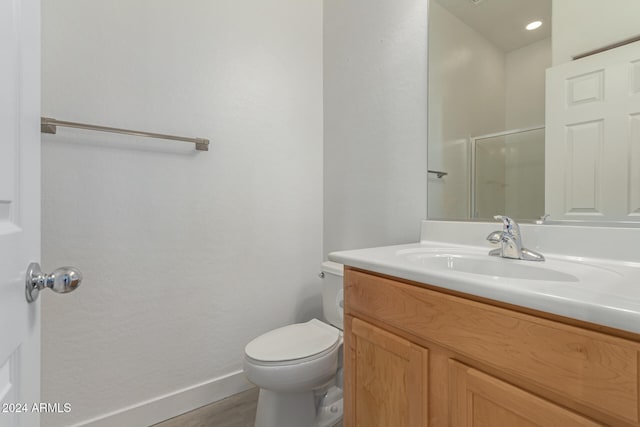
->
[398,249,580,282]
[407,253,578,282]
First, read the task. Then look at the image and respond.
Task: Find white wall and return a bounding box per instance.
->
[41,1,323,426]
[553,0,640,65]
[427,1,506,219]
[505,38,551,130]
[323,0,428,254]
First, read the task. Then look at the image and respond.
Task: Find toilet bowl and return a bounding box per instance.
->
[243,261,344,427]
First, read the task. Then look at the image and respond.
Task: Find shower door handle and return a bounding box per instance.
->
[25,263,82,303]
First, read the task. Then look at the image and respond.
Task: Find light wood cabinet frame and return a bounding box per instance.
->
[344,267,640,427]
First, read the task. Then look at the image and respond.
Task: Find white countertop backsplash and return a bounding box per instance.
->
[420,220,640,264]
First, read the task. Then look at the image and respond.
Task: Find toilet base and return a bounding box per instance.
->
[254,386,343,427]
[255,389,315,427]
[315,385,343,427]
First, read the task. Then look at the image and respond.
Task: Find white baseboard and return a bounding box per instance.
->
[70,370,254,427]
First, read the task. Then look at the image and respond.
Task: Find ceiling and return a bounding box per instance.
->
[434,0,552,52]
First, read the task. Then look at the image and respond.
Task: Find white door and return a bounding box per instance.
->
[546,40,640,222]
[1,0,41,426]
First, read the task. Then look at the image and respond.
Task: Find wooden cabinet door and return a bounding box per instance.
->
[449,361,603,427]
[344,316,429,427]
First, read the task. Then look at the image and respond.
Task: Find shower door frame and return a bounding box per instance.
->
[469,125,545,219]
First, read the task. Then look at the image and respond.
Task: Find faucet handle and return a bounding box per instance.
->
[493,215,520,237]
[486,230,502,244]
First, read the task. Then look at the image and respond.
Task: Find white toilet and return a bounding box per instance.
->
[243,261,344,427]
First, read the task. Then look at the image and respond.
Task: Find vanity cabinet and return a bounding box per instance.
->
[449,361,600,427]
[343,267,640,427]
[345,317,429,426]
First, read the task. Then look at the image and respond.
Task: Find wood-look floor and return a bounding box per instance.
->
[151,387,343,427]
[152,388,258,427]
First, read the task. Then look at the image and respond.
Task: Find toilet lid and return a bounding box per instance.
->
[245,319,340,363]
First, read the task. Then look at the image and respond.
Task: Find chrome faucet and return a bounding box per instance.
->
[487,215,544,261]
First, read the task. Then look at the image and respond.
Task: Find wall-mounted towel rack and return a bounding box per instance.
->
[41,117,210,151]
[428,169,448,178]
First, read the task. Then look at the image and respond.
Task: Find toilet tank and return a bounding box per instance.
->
[321,261,344,330]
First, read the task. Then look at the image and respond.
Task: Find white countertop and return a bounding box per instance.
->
[329,240,640,335]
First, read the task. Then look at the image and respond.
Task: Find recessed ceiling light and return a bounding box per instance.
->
[526,21,543,31]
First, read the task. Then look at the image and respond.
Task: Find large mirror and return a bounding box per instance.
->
[427,0,640,223]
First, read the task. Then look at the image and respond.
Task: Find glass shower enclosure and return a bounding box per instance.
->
[471,126,545,220]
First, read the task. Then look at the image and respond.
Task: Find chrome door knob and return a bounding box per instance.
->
[25,263,82,303]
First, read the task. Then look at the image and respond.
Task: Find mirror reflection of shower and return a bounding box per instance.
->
[427,0,551,221]
[472,126,545,220]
